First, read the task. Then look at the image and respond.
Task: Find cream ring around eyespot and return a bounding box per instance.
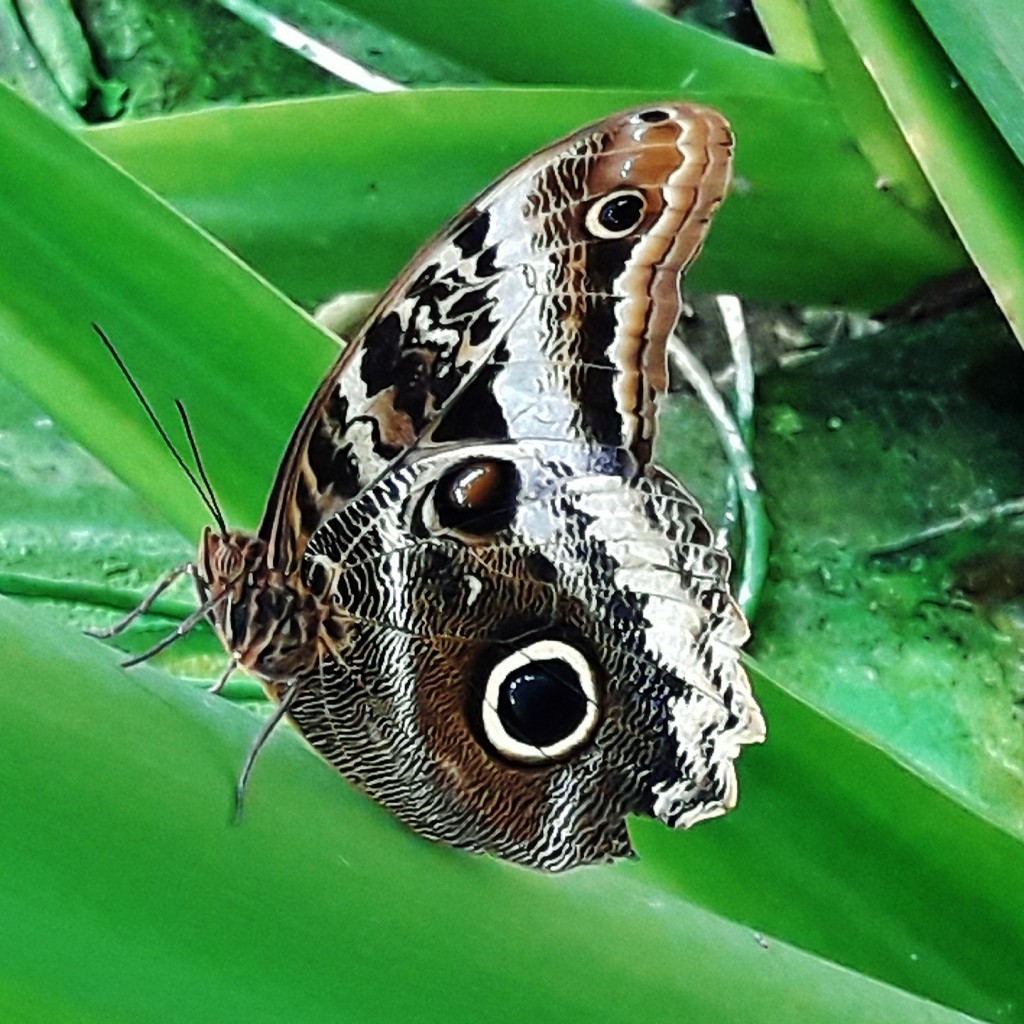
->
[481,639,600,763]
[584,188,648,240]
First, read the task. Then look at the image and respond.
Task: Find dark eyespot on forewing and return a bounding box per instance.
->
[434,458,519,536]
[587,190,647,238]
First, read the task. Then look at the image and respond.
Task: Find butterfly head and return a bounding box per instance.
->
[197,527,326,682]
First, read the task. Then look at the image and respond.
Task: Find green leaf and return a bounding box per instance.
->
[85,87,965,311]
[0,595,994,1024]
[815,0,1024,343]
[909,0,1024,164]
[0,81,335,538]
[302,0,811,94]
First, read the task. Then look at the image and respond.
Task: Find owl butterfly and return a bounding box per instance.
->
[101,103,764,872]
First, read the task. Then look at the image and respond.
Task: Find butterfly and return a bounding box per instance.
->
[97,102,765,871]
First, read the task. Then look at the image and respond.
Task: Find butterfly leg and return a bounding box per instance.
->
[85,561,195,639]
[233,678,305,822]
[118,590,228,667]
[208,655,239,696]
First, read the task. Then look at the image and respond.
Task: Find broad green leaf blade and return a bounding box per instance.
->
[355,0,931,222]
[821,0,1024,343]
[316,0,814,96]
[909,0,1024,164]
[0,80,336,538]
[85,88,965,311]
[0,595,993,1024]
[3,349,1023,1022]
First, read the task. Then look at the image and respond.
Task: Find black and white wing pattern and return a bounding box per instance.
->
[191,103,763,871]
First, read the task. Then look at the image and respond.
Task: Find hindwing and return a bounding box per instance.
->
[294,442,763,870]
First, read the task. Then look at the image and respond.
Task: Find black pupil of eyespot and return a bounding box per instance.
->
[597,193,644,234]
[435,459,518,535]
[497,659,588,749]
[638,109,670,123]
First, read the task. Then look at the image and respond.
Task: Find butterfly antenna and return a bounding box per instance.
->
[175,398,227,534]
[92,323,224,530]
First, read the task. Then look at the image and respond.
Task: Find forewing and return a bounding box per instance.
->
[259,104,733,574]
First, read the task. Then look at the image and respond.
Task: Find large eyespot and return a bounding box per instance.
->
[584,188,647,239]
[481,640,600,763]
[433,458,519,536]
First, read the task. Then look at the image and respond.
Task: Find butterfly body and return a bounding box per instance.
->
[194,528,330,684]
[153,103,763,871]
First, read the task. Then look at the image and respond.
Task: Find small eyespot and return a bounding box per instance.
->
[481,640,600,763]
[637,108,670,123]
[584,188,647,240]
[433,458,519,536]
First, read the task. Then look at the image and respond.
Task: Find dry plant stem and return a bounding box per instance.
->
[870,495,1024,556]
[670,327,768,618]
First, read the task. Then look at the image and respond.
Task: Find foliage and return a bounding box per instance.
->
[0,1,1022,1021]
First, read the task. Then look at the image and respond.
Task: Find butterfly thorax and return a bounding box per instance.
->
[196,526,328,684]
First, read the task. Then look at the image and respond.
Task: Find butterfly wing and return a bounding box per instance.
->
[250,103,757,870]
[299,443,764,870]
[259,104,733,575]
